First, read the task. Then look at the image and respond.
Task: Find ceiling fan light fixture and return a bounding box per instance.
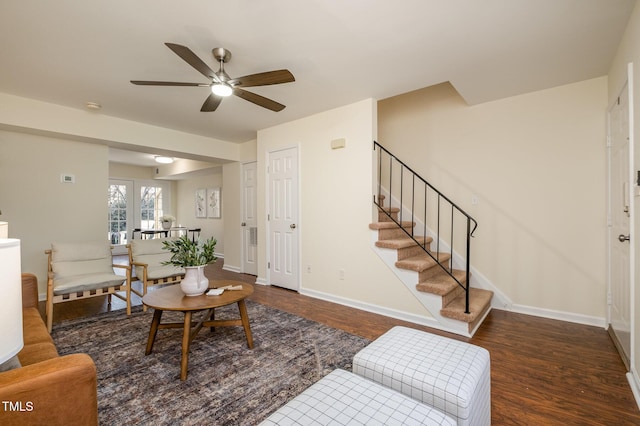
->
[154,155,174,164]
[211,83,232,97]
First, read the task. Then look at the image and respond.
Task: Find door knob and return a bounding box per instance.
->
[241,222,246,226]
[290,224,297,229]
[619,234,630,242]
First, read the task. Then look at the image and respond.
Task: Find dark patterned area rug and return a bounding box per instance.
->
[52,300,370,425]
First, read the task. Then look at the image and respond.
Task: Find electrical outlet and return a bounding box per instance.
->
[471,195,479,205]
[306,265,312,274]
[339,269,345,280]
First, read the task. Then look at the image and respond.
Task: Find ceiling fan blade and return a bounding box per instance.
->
[201,93,222,112]
[131,80,209,87]
[233,88,286,112]
[229,69,295,87]
[164,43,220,82]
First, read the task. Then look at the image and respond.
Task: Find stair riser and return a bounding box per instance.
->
[418,261,453,281]
[397,244,431,261]
[377,210,398,222]
[378,227,414,240]
[465,303,491,333]
[441,286,465,306]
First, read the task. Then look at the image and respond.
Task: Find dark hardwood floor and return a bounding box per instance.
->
[41,260,640,425]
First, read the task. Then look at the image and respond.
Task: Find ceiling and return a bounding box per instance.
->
[0,0,635,152]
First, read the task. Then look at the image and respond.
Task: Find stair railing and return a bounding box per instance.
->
[373,141,478,314]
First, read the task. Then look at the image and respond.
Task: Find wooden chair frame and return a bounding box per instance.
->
[127,243,184,311]
[45,247,132,333]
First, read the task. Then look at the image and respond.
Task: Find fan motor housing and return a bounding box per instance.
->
[212,47,231,63]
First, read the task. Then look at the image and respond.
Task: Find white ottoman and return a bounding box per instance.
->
[352,327,490,426]
[260,369,456,425]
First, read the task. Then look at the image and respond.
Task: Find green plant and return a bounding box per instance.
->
[161,235,217,267]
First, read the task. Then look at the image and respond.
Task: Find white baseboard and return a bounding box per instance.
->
[507,303,606,328]
[255,276,268,286]
[628,369,640,410]
[222,264,241,274]
[300,287,451,332]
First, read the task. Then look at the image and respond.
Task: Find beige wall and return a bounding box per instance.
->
[109,162,156,180]
[175,171,224,254]
[607,0,640,394]
[257,99,430,317]
[378,78,609,320]
[0,130,108,291]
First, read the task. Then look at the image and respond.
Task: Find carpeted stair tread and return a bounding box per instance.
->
[440,288,493,329]
[395,252,450,272]
[369,221,414,230]
[376,236,431,249]
[416,268,467,295]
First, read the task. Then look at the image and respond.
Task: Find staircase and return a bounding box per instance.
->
[372,142,493,336]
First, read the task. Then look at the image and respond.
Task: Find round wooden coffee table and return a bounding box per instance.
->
[142,280,254,380]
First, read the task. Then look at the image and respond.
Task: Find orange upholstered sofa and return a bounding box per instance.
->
[0,273,98,425]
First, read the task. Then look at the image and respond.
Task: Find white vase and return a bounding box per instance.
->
[180,266,208,296]
[162,220,172,230]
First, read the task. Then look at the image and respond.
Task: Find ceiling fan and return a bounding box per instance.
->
[131,43,295,112]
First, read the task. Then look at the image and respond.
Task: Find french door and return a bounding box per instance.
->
[108,179,133,248]
[108,179,171,252]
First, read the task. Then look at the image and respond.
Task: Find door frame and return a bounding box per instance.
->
[265,145,301,291]
[606,62,635,370]
[240,161,258,275]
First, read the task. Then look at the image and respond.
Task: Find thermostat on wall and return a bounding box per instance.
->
[60,174,75,183]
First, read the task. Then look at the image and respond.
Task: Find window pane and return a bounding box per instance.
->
[108,184,128,245]
[140,185,164,230]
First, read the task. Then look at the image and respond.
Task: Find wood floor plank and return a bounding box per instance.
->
[40,259,640,424]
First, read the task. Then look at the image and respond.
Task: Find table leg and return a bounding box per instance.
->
[209,308,216,332]
[145,309,163,355]
[180,310,192,381]
[237,299,254,349]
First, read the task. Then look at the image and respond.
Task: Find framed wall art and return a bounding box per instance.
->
[207,187,221,218]
[195,188,206,218]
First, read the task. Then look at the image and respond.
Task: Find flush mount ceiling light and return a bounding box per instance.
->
[211,83,233,97]
[154,156,174,164]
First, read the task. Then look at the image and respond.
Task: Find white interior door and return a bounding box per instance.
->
[268,147,299,291]
[241,162,258,275]
[608,78,632,368]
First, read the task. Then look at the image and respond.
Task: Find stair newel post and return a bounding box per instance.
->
[423,184,428,250]
[399,164,404,225]
[436,196,441,259]
[375,142,380,206]
[450,205,454,274]
[389,152,393,212]
[465,217,471,314]
[411,174,415,238]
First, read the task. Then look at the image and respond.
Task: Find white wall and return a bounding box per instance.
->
[257,99,431,317]
[378,78,609,322]
[607,0,640,400]
[0,130,108,292]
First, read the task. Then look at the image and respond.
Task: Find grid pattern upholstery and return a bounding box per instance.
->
[352,327,490,426]
[260,369,456,426]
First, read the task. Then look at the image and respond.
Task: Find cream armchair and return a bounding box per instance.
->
[45,241,132,332]
[128,238,185,310]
